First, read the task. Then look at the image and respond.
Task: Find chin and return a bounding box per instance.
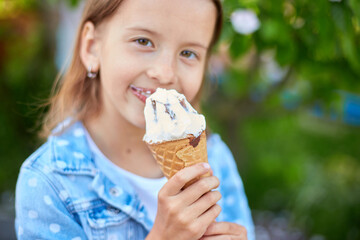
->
[129,115,146,130]
[134,121,146,130]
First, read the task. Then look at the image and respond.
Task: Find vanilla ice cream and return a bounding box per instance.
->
[143,88,206,144]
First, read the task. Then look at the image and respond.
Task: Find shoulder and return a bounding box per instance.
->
[20,140,54,181]
[20,121,95,175]
[15,153,90,239]
[17,120,97,207]
[17,140,69,210]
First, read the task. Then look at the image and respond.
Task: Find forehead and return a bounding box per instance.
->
[104,0,217,46]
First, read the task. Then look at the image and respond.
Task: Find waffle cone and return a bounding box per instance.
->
[147,131,209,187]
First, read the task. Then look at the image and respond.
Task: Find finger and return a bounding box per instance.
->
[203,222,247,236]
[162,163,211,196]
[195,204,222,232]
[200,234,247,240]
[185,190,221,218]
[208,168,214,176]
[179,175,220,205]
[200,235,233,240]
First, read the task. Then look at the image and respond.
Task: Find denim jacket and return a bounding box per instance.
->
[15,121,255,240]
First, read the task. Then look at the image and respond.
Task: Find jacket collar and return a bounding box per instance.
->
[49,121,153,231]
[50,121,95,175]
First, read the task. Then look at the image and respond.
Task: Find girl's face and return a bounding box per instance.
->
[89,0,216,128]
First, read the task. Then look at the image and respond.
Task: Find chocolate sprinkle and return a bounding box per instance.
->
[180,99,188,111]
[164,104,176,120]
[152,100,158,122]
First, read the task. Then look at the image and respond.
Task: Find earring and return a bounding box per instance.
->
[87,65,98,79]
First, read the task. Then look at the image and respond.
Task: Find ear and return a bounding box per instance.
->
[80,21,100,72]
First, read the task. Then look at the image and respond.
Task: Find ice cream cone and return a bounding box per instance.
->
[147,131,209,187]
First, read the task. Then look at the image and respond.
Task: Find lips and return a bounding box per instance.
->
[130,85,156,103]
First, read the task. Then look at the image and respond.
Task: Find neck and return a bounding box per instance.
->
[84,110,163,179]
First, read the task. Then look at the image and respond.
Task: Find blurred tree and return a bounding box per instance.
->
[207,0,360,125]
[202,0,360,239]
[0,0,56,191]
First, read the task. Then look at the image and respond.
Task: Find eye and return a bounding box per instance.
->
[135,38,153,47]
[181,50,197,59]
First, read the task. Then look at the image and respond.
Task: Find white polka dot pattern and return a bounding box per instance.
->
[57,140,69,146]
[226,196,235,205]
[28,210,38,219]
[59,190,69,201]
[138,212,145,219]
[49,223,60,233]
[73,128,85,137]
[96,219,106,227]
[28,178,37,187]
[44,195,53,205]
[81,201,91,209]
[73,152,85,159]
[43,165,51,173]
[56,160,67,169]
[122,205,132,213]
[18,226,24,236]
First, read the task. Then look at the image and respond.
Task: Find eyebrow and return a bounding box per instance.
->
[126,26,208,50]
[126,26,159,36]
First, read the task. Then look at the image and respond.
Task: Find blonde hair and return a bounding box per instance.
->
[40,0,223,138]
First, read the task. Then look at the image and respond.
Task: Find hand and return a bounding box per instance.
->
[200,222,248,240]
[146,163,222,240]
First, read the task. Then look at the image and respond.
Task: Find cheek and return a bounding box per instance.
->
[182,73,204,103]
[100,58,133,89]
[100,44,137,85]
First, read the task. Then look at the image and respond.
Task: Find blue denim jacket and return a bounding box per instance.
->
[15,121,255,240]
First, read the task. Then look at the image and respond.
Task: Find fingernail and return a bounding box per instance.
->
[203,163,210,169]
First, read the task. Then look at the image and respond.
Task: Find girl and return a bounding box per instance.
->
[15,0,255,239]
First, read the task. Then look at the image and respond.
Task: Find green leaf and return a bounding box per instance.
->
[275,42,297,66]
[221,68,248,98]
[259,19,291,45]
[68,0,82,8]
[229,34,252,59]
[331,5,360,74]
[348,0,360,26]
[338,32,360,74]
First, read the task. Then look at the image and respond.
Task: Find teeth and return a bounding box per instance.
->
[130,85,153,97]
[142,92,150,97]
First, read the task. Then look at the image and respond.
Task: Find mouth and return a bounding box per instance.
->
[130,85,156,103]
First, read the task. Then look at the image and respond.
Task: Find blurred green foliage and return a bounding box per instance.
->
[240,111,360,239]
[0,1,55,191]
[203,0,360,239]
[0,0,359,239]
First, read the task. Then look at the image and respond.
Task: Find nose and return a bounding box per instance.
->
[146,53,178,85]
